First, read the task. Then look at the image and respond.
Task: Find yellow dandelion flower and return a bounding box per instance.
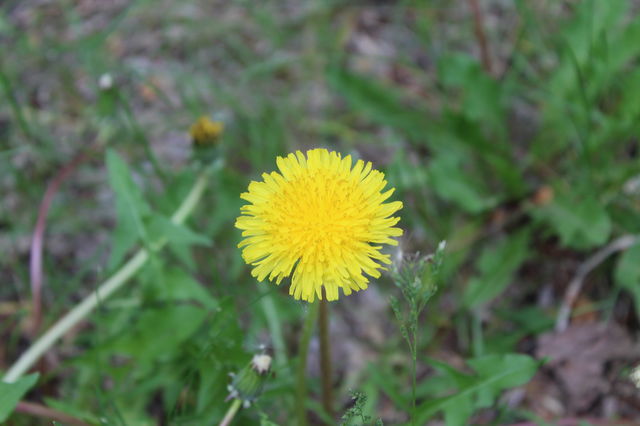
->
[235,148,403,302]
[189,116,224,146]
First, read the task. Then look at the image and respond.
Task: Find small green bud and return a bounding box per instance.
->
[189,116,224,164]
[392,242,446,314]
[227,354,272,406]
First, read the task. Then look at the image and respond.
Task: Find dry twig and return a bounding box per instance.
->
[555,235,640,332]
[468,0,493,74]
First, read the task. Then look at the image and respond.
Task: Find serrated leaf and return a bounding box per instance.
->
[106,150,151,268]
[428,359,474,389]
[368,365,409,412]
[326,66,432,141]
[467,354,538,407]
[149,214,211,247]
[463,231,530,308]
[615,244,640,311]
[537,193,611,250]
[0,373,39,422]
[417,354,538,424]
[155,267,218,310]
[109,305,207,363]
[429,150,499,214]
[442,394,474,426]
[438,54,503,127]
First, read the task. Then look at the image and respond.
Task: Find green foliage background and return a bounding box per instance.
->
[2,0,640,424]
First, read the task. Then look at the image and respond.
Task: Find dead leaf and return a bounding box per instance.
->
[536,323,640,412]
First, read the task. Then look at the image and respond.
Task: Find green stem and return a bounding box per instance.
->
[411,321,417,426]
[471,313,484,357]
[319,295,333,418]
[3,171,210,383]
[295,301,319,426]
[219,399,242,426]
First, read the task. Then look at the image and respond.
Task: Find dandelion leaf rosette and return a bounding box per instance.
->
[235,148,403,302]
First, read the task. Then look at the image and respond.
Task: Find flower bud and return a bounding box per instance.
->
[190,116,223,147]
[227,354,272,406]
[631,364,640,388]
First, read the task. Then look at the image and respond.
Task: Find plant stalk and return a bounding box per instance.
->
[295,301,320,426]
[219,399,242,426]
[16,401,88,426]
[319,294,334,418]
[29,151,90,335]
[3,170,210,383]
[411,318,417,426]
[468,0,493,74]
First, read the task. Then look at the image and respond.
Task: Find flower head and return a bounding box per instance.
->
[235,148,403,302]
[189,116,223,146]
[251,354,272,374]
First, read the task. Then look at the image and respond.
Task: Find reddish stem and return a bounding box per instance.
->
[15,401,88,426]
[29,152,88,335]
[468,0,493,75]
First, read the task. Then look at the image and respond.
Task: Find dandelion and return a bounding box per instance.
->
[189,116,223,146]
[235,148,403,302]
[98,73,113,90]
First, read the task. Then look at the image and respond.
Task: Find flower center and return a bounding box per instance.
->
[268,169,367,263]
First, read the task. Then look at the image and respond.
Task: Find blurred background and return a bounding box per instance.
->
[2,0,640,424]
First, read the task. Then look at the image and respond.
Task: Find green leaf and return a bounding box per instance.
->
[43,398,101,424]
[367,364,410,411]
[154,267,218,310]
[109,305,208,363]
[609,18,640,73]
[417,354,538,424]
[616,69,640,121]
[536,192,611,250]
[0,373,39,422]
[442,394,474,426]
[438,54,503,128]
[428,359,474,389]
[148,215,210,247]
[326,66,433,141]
[428,355,536,425]
[463,231,530,308]
[615,244,640,311]
[429,149,499,214]
[467,354,538,407]
[260,412,281,426]
[106,150,151,268]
